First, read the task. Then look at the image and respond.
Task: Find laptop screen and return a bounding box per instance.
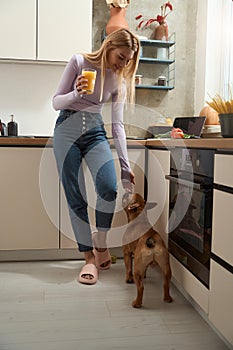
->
[173,116,206,137]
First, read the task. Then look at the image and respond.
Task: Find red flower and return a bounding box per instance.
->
[138,20,145,29]
[156,15,164,23]
[165,2,173,11]
[135,14,143,20]
[135,1,173,29]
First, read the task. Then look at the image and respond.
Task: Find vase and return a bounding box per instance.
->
[106,7,129,35]
[153,22,168,41]
[219,113,233,138]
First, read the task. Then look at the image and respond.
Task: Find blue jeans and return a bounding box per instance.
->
[53,109,117,252]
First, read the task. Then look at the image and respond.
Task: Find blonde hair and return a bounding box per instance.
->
[83,28,140,104]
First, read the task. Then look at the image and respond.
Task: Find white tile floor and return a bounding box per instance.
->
[0,259,230,350]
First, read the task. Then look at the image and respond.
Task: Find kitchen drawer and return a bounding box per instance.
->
[212,189,233,266]
[214,154,233,187]
[170,255,209,313]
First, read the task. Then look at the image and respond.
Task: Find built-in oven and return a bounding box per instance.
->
[166,148,215,288]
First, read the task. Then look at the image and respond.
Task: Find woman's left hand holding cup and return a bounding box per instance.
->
[75,74,88,95]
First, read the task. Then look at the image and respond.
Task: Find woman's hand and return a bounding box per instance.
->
[122,170,136,192]
[75,75,88,95]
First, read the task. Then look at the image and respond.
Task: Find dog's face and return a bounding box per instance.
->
[122,192,145,219]
[122,192,157,222]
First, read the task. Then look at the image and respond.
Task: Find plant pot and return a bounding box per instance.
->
[106,8,129,35]
[153,22,168,41]
[219,113,233,138]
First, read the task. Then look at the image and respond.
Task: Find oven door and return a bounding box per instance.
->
[166,174,213,288]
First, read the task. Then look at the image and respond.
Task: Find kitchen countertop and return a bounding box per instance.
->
[0,136,233,149]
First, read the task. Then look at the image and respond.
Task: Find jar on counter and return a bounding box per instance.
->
[135,74,143,85]
[157,75,167,86]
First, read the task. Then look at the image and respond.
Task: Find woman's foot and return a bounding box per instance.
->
[78,263,98,285]
[93,248,112,270]
[79,250,97,282]
[92,231,112,270]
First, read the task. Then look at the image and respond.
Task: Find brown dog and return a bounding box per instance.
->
[122,192,173,308]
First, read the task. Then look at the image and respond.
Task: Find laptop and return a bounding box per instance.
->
[173,116,206,138]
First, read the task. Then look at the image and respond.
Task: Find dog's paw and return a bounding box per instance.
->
[125,275,134,284]
[132,300,142,308]
[164,295,173,303]
[126,278,134,284]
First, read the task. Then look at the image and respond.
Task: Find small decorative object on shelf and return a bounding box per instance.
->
[135,74,143,85]
[105,0,130,35]
[135,1,173,41]
[157,75,167,86]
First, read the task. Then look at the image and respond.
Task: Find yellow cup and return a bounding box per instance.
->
[81,68,97,94]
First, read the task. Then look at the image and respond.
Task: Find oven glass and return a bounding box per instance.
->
[168,175,213,287]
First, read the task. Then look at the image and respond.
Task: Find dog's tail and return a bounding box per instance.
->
[146,237,155,248]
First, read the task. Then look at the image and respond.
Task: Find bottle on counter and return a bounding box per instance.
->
[7,114,18,136]
[0,119,7,136]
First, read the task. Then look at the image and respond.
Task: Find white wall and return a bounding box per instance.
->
[0,62,65,136]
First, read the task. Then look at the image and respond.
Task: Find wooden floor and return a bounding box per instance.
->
[0,259,230,350]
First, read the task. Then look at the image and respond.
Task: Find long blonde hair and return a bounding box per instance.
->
[83,28,140,104]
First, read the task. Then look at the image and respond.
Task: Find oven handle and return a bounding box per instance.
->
[165,175,201,190]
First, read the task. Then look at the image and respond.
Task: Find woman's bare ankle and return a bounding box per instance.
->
[84,250,95,265]
[93,230,108,250]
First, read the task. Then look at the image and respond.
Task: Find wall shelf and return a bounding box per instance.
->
[136,33,176,91]
[135,84,174,90]
[101,30,176,91]
[139,38,175,48]
[139,57,175,64]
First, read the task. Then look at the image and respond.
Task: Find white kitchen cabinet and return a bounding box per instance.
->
[208,152,233,347]
[60,146,146,249]
[170,255,209,313]
[0,147,59,250]
[38,0,93,61]
[0,0,36,59]
[209,259,233,346]
[214,153,233,188]
[212,189,233,266]
[0,0,92,62]
[212,154,233,266]
[146,148,170,244]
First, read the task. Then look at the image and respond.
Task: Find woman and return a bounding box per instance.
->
[52,28,140,284]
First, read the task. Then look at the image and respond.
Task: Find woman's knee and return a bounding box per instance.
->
[98,180,117,202]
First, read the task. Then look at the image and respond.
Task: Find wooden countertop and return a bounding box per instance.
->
[146,137,233,149]
[0,137,53,147]
[0,136,233,150]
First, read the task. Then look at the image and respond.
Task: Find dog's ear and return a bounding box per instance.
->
[145,202,157,210]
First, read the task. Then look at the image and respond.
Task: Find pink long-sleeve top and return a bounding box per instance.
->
[52,54,131,180]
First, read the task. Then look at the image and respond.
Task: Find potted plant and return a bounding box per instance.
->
[105,0,130,35]
[206,92,233,138]
[135,1,173,41]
